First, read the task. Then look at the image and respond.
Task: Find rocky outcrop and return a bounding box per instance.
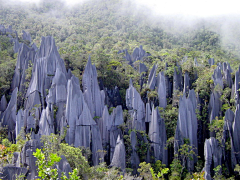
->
[21,139,42,180]
[82,56,104,118]
[212,65,223,89]
[22,30,31,43]
[110,135,126,171]
[147,64,157,90]
[174,90,198,171]
[130,131,140,175]
[203,137,222,180]
[208,58,215,66]
[209,91,222,124]
[157,72,167,108]
[126,79,145,131]
[1,88,18,140]
[149,106,168,165]
[233,105,240,164]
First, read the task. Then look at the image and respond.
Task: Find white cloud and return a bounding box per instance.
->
[135,0,240,17]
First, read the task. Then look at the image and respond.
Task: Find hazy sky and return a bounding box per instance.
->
[16,0,239,17]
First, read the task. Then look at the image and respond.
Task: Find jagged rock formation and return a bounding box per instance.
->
[203,137,222,180]
[147,64,157,90]
[21,139,42,180]
[0,166,28,180]
[149,106,168,165]
[209,91,222,124]
[22,30,31,43]
[110,135,126,171]
[139,62,148,90]
[174,90,198,171]
[183,72,190,95]
[157,72,167,108]
[126,79,145,131]
[130,131,140,175]
[2,28,240,179]
[1,88,18,141]
[233,105,240,165]
[208,58,215,66]
[82,56,104,118]
[118,45,151,66]
[212,65,223,89]
[222,109,236,173]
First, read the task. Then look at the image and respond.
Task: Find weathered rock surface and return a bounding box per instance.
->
[110,135,126,171]
[233,105,240,164]
[130,131,140,175]
[149,106,168,165]
[82,56,104,118]
[209,91,222,124]
[147,64,157,90]
[203,137,222,180]
[1,88,18,140]
[174,90,198,171]
[0,166,28,180]
[212,65,223,89]
[21,140,42,180]
[126,79,145,130]
[157,72,167,108]
[208,58,215,66]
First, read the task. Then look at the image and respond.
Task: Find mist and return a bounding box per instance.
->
[2,0,240,56]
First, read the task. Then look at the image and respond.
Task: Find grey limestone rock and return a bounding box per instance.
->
[149,106,168,165]
[82,56,104,118]
[22,30,31,43]
[75,101,96,148]
[157,72,167,108]
[91,124,104,165]
[145,103,151,123]
[21,140,42,180]
[183,72,190,96]
[233,105,240,164]
[194,57,198,66]
[110,135,126,171]
[147,64,157,90]
[173,66,183,93]
[38,107,54,137]
[212,66,223,89]
[222,109,236,171]
[208,58,215,66]
[98,106,111,146]
[2,88,18,140]
[126,79,145,130]
[110,105,123,126]
[222,62,233,88]
[209,91,222,124]
[203,137,222,180]
[0,166,28,180]
[130,131,140,175]
[11,44,36,94]
[139,62,148,90]
[174,90,198,171]
[12,152,21,167]
[13,38,22,53]
[31,43,38,52]
[0,95,7,112]
[16,109,24,139]
[232,66,240,105]
[139,62,148,74]
[65,75,84,145]
[57,155,72,178]
[110,127,122,162]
